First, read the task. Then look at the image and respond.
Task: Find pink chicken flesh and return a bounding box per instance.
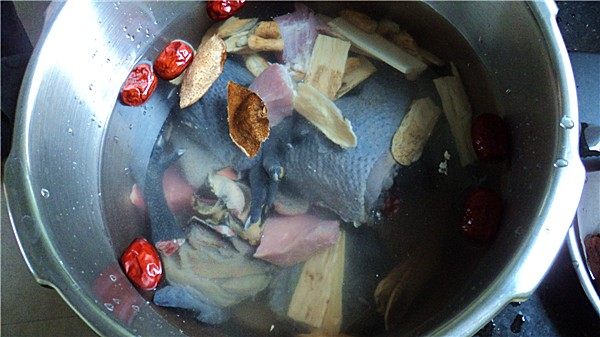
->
[254,214,340,267]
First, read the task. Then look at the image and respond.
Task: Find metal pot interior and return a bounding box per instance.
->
[6,1,580,337]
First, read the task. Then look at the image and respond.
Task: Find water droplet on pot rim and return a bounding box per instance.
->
[553,158,568,168]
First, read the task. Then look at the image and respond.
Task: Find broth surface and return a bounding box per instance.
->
[101,2,503,336]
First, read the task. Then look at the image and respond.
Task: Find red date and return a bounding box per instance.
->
[382,194,402,218]
[120,238,163,290]
[154,40,194,80]
[120,63,158,106]
[584,234,600,283]
[471,113,509,163]
[206,0,246,21]
[460,187,503,242]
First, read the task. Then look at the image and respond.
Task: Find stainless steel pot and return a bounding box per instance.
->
[3,1,585,336]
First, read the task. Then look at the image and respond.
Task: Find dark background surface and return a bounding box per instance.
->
[1,1,599,336]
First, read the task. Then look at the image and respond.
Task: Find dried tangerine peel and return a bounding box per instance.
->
[179,34,227,109]
[227,81,270,158]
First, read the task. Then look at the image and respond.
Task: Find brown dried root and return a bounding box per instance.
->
[339,10,378,33]
[391,97,441,166]
[416,46,444,67]
[224,31,252,53]
[290,70,306,82]
[337,56,377,99]
[227,81,270,158]
[294,83,357,148]
[376,19,401,36]
[217,17,277,55]
[343,57,362,74]
[217,16,258,38]
[180,35,226,109]
[433,63,477,166]
[389,31,444,66]
[389,31,420,57]
[328,17,427,80]
[255,21,281,39]
[248,35,284,52]
[288,232,346,334]
[374,246,437,331]
[305,34,351,99]
[244,54,270,77]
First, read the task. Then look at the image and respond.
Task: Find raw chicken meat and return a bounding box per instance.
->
[254,214,340,267]
[274,3,318,73]
[249,63,295,127]
[130,165,195,214]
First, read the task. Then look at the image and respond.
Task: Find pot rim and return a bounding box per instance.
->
[3,1,586,336]
[427,1,585,336]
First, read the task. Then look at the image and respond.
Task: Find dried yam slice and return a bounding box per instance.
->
[248,35,284,52]
[294,83,357,149]
[244,54,270,77]
[217,16,258,38]
[180,35,226,109]
[255,21,281,39]
[339,10,378,33]
[328,17,427,80]
[391,97,441,166]
[305,34,351,99]
[336,56,377,99]
[433,64,477,166]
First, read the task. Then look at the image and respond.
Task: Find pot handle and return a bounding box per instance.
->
[3,155,63,288]
[566,48,600,313]
[505,0,587,300]
[1,1,68,287]
[580,123,600,171]
[573,52,600,172]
